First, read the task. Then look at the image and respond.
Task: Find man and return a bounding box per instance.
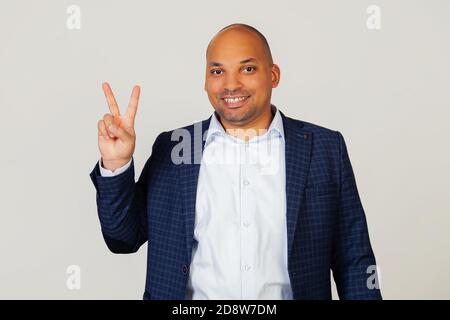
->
[90,24,382,300]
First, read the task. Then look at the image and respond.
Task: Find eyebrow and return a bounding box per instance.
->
[239,58,257,64]
[208,58,258,67]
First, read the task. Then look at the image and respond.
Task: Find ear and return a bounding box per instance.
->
[204,73,208,91]
[271,64,281,88]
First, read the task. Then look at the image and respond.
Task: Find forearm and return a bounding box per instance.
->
[90,158,146,253]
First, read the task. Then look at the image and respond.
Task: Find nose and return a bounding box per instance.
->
[224,73,243,93]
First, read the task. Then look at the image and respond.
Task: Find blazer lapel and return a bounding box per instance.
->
[179,117,211,263]
[281,112,313,258]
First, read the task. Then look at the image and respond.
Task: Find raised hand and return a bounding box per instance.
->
[97,82,140,171]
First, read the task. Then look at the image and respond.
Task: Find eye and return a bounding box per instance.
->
[242,66,256,73]
[210,69,223,75]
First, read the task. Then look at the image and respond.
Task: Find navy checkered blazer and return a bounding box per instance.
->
[89,111,382,300]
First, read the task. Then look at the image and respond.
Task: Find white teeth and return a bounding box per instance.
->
[224,96,247,103]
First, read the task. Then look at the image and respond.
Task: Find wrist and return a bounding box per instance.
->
[102,157,131,172]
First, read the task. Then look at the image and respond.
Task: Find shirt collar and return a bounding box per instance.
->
[205,105,285,146]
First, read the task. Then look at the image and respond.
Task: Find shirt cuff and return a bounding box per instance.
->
[99,157,132,177]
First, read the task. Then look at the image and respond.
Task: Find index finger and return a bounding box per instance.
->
[125,85,141,120]
[102,82,120,116]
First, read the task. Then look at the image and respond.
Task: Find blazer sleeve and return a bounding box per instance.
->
[331,131,382,299]
[89,132,165,254]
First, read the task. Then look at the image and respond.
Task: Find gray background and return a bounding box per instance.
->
[0,0,449,299]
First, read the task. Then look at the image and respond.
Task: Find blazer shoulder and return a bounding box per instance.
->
[150,116,212,161]
[156,116,211,143]
[283,114,341,141]
[282,114,349,168]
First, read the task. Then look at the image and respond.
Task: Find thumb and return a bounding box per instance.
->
[108,124,131,142]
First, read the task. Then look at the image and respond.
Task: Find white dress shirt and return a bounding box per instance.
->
[99,107,293,300]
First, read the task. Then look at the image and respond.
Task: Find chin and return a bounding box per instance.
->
[222,110,255,125]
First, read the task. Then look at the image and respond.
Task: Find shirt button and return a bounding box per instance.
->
[181,264,188,275]
[243,221,250,227]
[244,264,251,271]
[243,179,250,186]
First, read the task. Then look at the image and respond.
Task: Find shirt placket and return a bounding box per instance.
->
[240,140,254,299]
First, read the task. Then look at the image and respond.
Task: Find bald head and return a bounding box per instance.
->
[207,23,274,66]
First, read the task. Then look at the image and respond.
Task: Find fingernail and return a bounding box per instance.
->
[109,125,115,133]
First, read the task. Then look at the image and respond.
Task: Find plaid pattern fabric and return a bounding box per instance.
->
[89,110,382,300]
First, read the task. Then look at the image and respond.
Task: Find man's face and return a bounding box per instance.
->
[204,28,280,129]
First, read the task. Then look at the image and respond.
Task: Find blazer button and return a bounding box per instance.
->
[182,264,188,275]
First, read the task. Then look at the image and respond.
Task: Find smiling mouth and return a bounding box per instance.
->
[221,95,250,109]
